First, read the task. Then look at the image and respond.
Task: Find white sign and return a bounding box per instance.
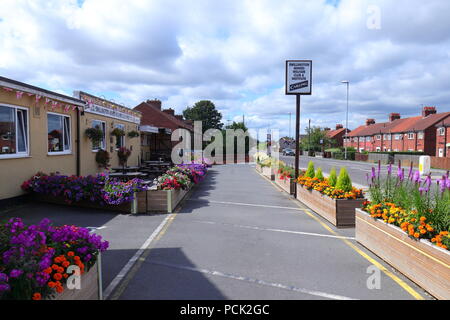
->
[85,103,140,124]
[285,60,312,95]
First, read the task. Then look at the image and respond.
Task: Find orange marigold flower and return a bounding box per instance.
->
[55,286,64,294]
[32,293,42,300]
[62,261,70,268]
[48,281,56,288]
[67,251,75,257]
[414,233,420,238]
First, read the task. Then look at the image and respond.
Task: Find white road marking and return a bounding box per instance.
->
[187,199,306,211]
[149,260,357,300]
[103,214,174,300]
[194,220,355,240]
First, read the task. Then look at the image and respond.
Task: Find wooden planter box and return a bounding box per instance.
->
[32,194,141,214]
[145,188,189,213]
[275,175,292,194]
[355,208,450,300]
[296,186,364,228]
[50,262,100,300]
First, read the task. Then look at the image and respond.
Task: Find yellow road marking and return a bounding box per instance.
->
[109,213,178,300]
[290,201,425,300]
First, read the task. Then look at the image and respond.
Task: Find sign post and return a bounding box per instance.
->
[285,60,312,198]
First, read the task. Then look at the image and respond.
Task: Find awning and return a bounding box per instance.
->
[140,125,159,133]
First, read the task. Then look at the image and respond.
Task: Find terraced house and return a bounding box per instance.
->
[436,117,450,158]
[344,106,450,156]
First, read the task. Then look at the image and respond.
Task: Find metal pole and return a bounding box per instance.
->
[308,118,311,155]
[295,95,301,198]
[345,82,349,160]
[289,112,292,139]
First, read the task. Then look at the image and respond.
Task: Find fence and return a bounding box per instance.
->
[368,153,391,164]
[355,153,369,162]
[394,154,421,167]
[431,157,450,170]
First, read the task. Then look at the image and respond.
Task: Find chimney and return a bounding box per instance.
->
[324,127,331,131]
[146,99,161,110]
[185,120,194,126]
[174,115,183,121]
[389,113,401,122]
[366,119,376,126]
[162,108,175,116]
[336,124,343,130]
[422,106,436,118]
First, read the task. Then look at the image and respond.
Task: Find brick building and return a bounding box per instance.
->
[325,124,349,147]
[436,117,450,157]
[134,99,193,161]
[344,107,450,156]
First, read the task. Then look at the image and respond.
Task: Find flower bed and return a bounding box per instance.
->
[145,163,208,213]
[296,163,365,227]
[21,172,145,213]
[0,218,108,300]
[356,162,450,299]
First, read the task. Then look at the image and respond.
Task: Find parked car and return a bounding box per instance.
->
[282,148,295,156]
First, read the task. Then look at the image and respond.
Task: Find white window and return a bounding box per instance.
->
[92,120,106,151]
[376,135,381,140]
[0,105,29,158]
[418,131,424,139]
[438,127,445,136]
[408,132,414,140]
[438,148,444,157]
[395,134,401,140]
[114,123,125,149]
[48,113,71,154]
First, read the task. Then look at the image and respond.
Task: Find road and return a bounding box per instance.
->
[110,165,430,300]
[280,155,446,188]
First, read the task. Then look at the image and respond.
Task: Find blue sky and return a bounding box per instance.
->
[0,0,449,136]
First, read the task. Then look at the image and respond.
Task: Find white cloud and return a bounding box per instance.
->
[0,0,449,137]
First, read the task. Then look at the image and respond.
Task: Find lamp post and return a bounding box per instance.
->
[341,80,349,160]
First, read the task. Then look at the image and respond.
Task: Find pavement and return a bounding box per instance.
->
[0,164,434,300]
[280,155,447,188]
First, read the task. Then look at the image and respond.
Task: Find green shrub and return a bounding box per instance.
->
[328,167,337,187]
[305,161,315,178]
[315,168,324,181]
[335,167,352,192]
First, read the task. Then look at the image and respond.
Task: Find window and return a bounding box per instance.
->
[438,127,445,136]
[48,113,71,153]
[0,105,28,157]
[114,123,125,149]
[408,132,414,140]
[92,120,106,151]
[395,134,401,140]
[384,134,391,141]
[418,131,424,139]
[376,135,381,140]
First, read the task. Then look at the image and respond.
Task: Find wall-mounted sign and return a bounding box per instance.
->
[85,103,141,124]
[285,60,312,95]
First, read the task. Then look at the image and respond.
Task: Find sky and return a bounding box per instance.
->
[0,0,449,136]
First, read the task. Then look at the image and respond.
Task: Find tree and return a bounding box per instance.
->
[300,126,335,152]
[183,100,223,133]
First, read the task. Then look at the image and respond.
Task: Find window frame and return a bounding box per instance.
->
[114,123,125,150]
[438,127,445,136]
[407,132,415,140]
[0,104,29,159]
[91,120,106,152]
[47,112,72,155]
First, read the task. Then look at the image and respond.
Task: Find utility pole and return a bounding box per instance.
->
[341,80,350,160]
[308,119,311,155]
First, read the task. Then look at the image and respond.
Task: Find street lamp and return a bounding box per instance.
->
[341,80,349,160]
